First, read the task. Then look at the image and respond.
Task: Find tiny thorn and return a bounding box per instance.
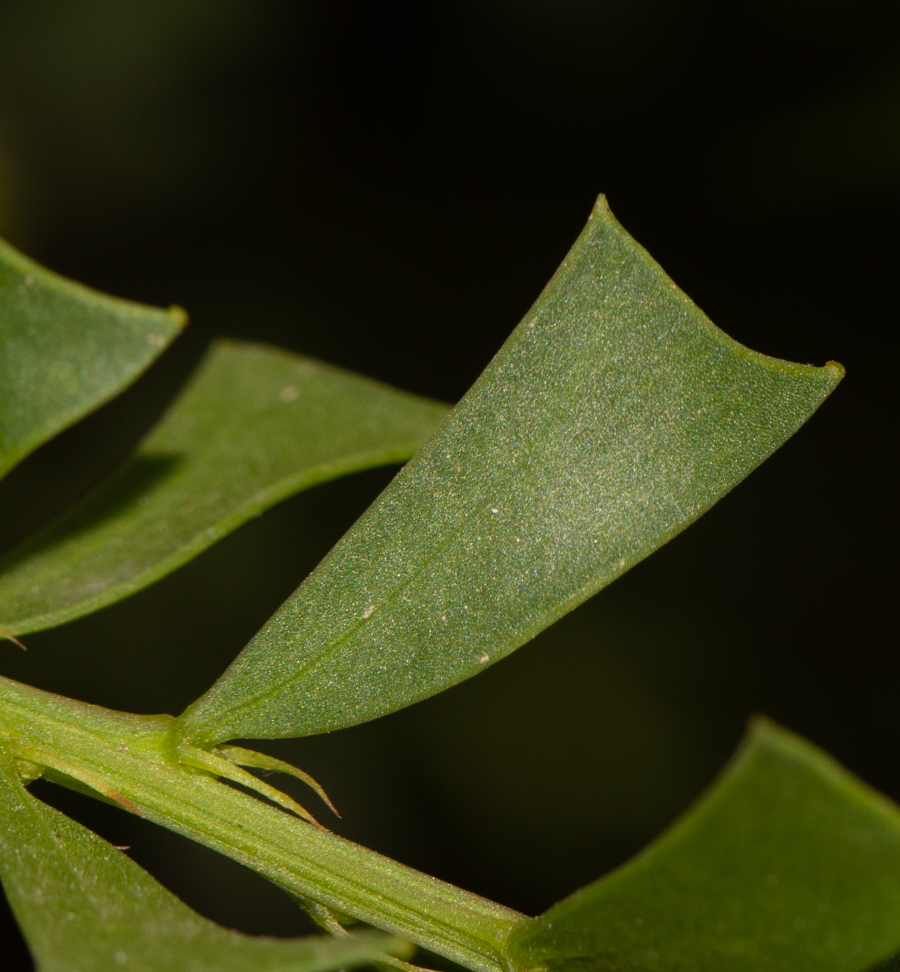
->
[214,744,340,817]
[113,845,131,851]
[179,746,326,828]
[1,627,27,651]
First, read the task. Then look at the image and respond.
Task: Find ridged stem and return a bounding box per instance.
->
[0,675,528,972]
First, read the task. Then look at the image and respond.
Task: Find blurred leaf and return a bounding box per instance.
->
[176,197,842,747]
[0,755,409,972]
[0,340,448,634]
[506,719,900,972]
[0,235,185,480]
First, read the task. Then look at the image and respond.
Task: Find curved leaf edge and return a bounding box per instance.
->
[0,443,438,637]
[0,337,450,635]
[583,200,844,383]
[507,716,900,972]
[174,196,844,746]
[0,235,187,479]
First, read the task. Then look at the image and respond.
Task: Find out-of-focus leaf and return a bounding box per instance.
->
[0,755,410,972]
[0,340,448,634]
[176,197,843,747]
[506,719,900,972]
[0,236,185,480]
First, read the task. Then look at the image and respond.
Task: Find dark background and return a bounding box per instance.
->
[0,1,897,967]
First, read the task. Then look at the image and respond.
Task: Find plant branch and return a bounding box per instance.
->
[0,675,528,972]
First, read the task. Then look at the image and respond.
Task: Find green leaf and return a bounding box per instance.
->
[506,719,900,972]
[0,340,449,634]
[0,236,185,480]
[0,755,410,972]
[176,197,843,747]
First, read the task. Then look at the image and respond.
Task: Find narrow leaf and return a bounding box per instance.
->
[0,236,185,480]
[176,197,843,747]
[0,340,448,634]
[0,755,409,972]
[506,719,900,972]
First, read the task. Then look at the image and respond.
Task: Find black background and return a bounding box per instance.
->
[0,2,898,968]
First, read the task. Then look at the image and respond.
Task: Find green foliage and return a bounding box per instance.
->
[2,198,893,972]
[175,199,841,747]
[0,757,407,972]
[509,720,900,972]
[0,237,185,480]
[0,675,525,972]
[0,339,447,634]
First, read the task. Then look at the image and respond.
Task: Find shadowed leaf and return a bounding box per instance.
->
[0,340,448,634]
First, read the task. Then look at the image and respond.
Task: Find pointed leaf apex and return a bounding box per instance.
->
[178,204,845,745]
[591,194,612,216]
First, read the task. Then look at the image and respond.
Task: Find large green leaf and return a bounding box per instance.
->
[506,719,900,972]
[0,236,185,480]
[0,340,448,634]
[176,197,843,747]
[0,757,408,972]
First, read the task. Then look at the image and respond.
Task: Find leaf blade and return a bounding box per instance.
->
[176,197,843,746]
[0,340,448,634]
[506,719,900,972]
[0,236,185,480]
[0,755,409,972]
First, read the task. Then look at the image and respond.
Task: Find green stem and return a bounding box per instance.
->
[0,675,528,972]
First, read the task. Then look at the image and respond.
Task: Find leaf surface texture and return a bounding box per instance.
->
[0,340,448,634]
[507,720,900,972]
[178,198,843,745]
[0,236,185,480]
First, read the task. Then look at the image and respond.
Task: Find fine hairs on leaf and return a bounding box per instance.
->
[175,197,841,747]
[4,195,897,972]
